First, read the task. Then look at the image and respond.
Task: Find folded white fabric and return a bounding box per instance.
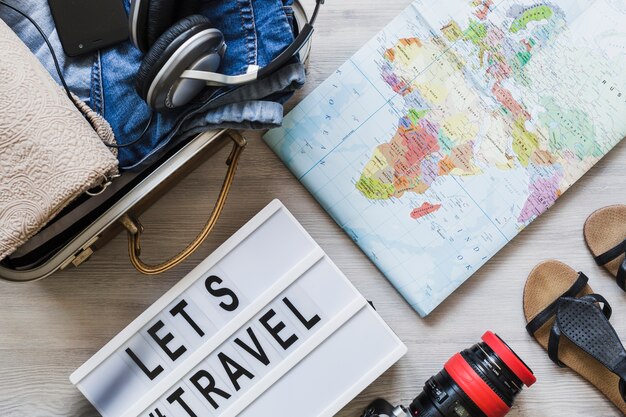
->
[0,19,119,261]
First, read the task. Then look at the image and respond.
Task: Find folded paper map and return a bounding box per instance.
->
[264,0,626,316]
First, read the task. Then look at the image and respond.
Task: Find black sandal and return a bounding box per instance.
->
[524,260,626,413]
[584,205,626,291]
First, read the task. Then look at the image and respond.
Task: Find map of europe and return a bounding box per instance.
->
[264,0,626,316]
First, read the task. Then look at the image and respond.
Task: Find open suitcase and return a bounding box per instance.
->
[0,2,311,282]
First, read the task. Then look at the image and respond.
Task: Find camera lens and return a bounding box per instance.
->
[409,332,535,417]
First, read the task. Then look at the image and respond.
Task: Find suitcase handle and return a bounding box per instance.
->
[119,132,247,275]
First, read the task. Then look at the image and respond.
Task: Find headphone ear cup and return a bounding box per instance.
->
[146,0,178,47]
[170,0,201,21]
[135,15,224,111]
[130,0,201,52]
[136,15,211,99]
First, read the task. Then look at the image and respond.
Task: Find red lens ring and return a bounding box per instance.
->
[444,353,510,417]
[482,331,536,387]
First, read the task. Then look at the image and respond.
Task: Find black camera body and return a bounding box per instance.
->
[362,399,410,417]
[362,372,485,417]
[361,332,535,417]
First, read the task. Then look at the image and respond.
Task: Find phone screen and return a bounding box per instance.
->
[48,0,128,57]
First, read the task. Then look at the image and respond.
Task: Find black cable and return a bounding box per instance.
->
[310,0,324,25]
[106,110,155,149]
[0,0,154,150]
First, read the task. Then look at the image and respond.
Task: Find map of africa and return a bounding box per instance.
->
[264,0,626,316]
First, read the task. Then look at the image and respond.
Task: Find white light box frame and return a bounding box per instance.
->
[71,200,407,417]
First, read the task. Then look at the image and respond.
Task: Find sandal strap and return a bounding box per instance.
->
[525,272,589,336]
[620,378,626,404]
[556,296,626,403]
[548,323,565,367]
[594,238,626,266]
[545,293,611,368]
[579,293,612,319]
[594,239,626,291]
[617,259,626,292]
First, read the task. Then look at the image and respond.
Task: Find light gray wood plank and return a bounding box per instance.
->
[1,1,625,416]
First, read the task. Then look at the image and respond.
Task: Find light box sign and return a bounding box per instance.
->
[71,200,407,417]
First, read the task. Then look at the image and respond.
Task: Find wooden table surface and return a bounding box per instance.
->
[2,1,626,416]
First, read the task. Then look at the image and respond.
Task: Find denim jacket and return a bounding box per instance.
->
[1,0,305,169]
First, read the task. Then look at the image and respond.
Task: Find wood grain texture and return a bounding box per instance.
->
[1,1,626,416]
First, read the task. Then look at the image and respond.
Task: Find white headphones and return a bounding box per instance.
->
[130,0,323,112]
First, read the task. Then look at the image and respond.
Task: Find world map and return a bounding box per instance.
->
[264,0,626,316]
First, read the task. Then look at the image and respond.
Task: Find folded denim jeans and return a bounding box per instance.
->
[1,0,305,169]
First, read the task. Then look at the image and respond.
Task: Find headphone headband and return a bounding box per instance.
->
[180,0,323,87]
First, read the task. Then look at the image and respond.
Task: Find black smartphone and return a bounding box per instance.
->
[48,0,129,57]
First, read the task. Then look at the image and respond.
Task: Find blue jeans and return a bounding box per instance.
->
[1,0,305,169]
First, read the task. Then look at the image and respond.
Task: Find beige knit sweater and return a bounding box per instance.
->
[0,19,119,261]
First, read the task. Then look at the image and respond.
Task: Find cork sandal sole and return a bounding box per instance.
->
[523,260,626,415]
[584,205,626,286]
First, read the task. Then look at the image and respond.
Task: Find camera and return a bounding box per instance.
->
[361,332,535,417]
